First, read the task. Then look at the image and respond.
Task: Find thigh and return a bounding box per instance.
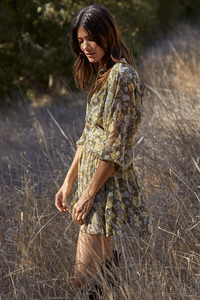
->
[74,231,112,286]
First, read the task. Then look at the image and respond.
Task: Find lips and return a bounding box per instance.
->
[86,53,95,57]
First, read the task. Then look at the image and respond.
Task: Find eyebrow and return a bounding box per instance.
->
[78,34,89,40]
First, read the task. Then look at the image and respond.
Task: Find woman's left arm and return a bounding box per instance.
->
[72,160,114,224]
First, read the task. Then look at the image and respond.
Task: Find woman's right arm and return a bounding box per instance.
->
[55,147,82,212]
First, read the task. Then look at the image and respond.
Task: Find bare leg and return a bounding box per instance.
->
[74,231,112,287]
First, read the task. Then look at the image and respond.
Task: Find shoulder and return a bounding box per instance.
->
[107,60,144,96]
[108,59,141,85]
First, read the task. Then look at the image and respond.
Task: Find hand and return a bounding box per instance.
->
[55,183,72,213]
[72,194,94,225]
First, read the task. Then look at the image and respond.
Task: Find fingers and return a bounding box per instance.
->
[62,206,69,213]
[81,204,90,222]
[81,212,87,223]
[72,210,83,225]
[72,204,80,223]
[72,206,80,223]
[62,196,69,213]
[55,184,73,213]
[55,192,69,213]
[72,201,92,224]
[62,192,69,211]
[55,193,62,212]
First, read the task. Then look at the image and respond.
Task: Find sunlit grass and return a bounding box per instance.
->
[0,22,200,299]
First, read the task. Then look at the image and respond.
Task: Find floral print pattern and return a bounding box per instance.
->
[70,60,151,237]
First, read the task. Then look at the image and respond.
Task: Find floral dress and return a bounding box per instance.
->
[70,60,151,237]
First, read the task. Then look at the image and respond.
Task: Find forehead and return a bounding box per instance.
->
[77,27,90,38]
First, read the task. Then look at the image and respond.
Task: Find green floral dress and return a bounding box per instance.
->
[70,60,151,237]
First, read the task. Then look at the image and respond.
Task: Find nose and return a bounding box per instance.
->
[82,40,91,52]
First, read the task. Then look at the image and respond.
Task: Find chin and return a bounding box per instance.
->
[88,58,97,63]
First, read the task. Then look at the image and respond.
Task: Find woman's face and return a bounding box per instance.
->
[77,27,105,68]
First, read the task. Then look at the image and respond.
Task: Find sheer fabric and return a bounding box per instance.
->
[70,60,151,236]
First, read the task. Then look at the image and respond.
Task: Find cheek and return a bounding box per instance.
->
[95,45,105,57]
[80,44,84,52]
[100,48,105,57]
[91,42,98,51]
[92,42,104,53]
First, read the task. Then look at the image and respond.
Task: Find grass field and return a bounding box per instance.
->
[0,22,200,299]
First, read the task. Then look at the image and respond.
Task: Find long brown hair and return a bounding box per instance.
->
[71,4,133,95]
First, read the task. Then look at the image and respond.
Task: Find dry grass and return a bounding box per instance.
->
[0,22,200,299]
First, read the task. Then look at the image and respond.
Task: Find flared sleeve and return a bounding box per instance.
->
[100,67,143,170]
[76,128,86,148]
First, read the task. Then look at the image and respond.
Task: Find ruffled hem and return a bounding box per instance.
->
[68,146,151,237]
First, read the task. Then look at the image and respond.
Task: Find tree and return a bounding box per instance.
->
[0,0,199,105]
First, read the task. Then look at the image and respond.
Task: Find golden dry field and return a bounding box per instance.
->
[0,23,200,299]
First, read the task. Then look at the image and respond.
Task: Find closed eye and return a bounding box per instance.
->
[78,36,94,44]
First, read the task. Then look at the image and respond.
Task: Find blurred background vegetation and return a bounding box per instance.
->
[0,0,199,106]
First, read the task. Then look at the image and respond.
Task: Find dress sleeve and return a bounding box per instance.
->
[76,128,86,148]
[99,68,143,170]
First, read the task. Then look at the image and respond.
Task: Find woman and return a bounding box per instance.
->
[55,3,151,296]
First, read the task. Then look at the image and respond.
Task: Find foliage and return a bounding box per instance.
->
[0,0,199,105]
